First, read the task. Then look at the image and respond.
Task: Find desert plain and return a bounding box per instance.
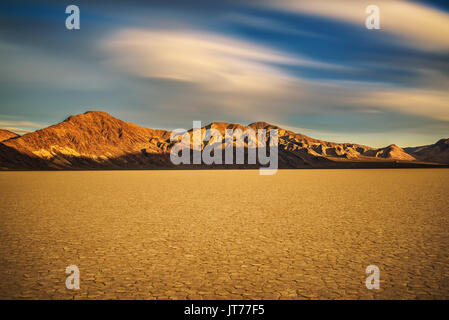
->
[0,169,448,299]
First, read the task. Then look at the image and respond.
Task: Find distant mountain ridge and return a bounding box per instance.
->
[0,111,447,170]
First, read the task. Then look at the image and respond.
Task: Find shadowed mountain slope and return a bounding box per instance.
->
[405,138,449,164]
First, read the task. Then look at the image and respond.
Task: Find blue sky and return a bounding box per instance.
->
[0,0,448,147]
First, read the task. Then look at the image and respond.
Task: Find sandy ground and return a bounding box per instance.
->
[0,169,448,299]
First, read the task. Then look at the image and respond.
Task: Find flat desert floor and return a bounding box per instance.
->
[0,169,448,299]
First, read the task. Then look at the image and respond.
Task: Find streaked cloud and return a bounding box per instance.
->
[0,120,47,134]
[102,28,340,92]
[266,0,449,50]
[100,28,344,119]
[355,89,449,121]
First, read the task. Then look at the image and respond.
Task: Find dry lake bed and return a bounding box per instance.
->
[0,169,448,299]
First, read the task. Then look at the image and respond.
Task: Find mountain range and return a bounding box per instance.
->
[0,111,447,170]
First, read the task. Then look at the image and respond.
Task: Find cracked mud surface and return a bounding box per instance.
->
[0,169,448,299]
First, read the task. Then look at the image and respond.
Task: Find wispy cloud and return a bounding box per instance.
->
[100,28,361,120]
[355,88,449,121]
[265,0,449,50]
[102,28,340,90]
[0,120,46,134]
